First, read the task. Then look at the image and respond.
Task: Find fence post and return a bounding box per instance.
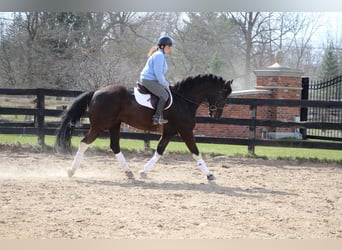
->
[300,77,309,139]
[36,89,45,148]
[300,77,309,117]
[254,51,304,137]
[248,105,257,154]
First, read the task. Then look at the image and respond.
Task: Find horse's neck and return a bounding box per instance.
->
[172,90,203,108]
[173,78,220,104]
[182,82,210,104]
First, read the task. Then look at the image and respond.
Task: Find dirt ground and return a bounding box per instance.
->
[0,146,341,239]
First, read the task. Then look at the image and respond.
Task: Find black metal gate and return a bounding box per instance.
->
[301,75,342,141]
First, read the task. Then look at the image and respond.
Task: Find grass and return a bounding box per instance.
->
[0,134,341,164]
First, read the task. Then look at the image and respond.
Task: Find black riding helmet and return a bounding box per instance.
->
[158,36,173,47]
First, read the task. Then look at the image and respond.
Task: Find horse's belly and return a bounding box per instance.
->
[123,119,160,133]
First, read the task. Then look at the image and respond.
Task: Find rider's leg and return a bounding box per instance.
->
[153,96,168,125]
[141,80,169,124]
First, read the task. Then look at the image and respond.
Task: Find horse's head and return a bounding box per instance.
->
[172,74,233,119]
[208,79,233,120]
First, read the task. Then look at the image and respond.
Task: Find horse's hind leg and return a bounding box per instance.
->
[109,124,134,179]
[68,141,89,177]
[68,128,100,177]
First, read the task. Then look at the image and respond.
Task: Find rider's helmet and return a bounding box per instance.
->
[157,36,173,47]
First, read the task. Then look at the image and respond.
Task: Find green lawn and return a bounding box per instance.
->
[0,134,341,164]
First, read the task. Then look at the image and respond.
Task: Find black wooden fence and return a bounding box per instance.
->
[1,88,342,153]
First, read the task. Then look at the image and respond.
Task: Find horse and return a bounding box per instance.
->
[55,74,233,181]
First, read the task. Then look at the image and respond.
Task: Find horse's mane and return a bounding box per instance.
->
[171,74,225,95]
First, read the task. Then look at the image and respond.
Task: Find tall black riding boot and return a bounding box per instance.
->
[152,98,168,125]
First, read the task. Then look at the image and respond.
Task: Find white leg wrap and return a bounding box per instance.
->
[70,142,89,172]
[192,154,210,175]
[115,152,131,172]
[143,151,161,173]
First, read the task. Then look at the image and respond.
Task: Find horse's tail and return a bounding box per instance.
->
[55,91,95,153]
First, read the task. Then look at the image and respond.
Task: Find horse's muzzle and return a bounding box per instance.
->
[214,109,223,120]
[209,106,223,120]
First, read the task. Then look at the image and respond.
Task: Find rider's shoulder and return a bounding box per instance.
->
[152,50,164,58]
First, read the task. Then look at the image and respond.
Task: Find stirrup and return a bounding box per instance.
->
[152,116,168,125]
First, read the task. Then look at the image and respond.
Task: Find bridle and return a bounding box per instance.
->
[208,85,231,114]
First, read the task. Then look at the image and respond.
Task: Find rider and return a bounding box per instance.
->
[140,35,172,125]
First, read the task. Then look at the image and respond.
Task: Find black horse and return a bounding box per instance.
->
[56,74,233,181]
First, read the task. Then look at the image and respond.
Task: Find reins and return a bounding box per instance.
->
[171,89,224,116]
[171,84,229,111]
[171,89,202,106]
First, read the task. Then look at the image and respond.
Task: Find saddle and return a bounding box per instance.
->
[134,83,173,110]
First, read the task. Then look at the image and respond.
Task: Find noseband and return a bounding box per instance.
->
[209,104,222,113]
[209,85,230,113]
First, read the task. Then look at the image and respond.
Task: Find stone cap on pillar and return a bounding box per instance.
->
[254,50,304,77]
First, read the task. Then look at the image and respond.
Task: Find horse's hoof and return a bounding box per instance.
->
[125,171,134,179]
[207,174,216,181]
[67,169,74,178]
[139,171,147,179]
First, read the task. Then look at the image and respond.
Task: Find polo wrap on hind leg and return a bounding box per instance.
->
[69,142,89,177]
[192,153,211,175]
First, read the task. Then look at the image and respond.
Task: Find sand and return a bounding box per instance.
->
[0,147,341,239]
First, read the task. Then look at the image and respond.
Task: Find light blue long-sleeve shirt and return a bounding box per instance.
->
[140,49,168,87]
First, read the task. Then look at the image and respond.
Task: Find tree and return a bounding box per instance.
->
[208,52,224,75]
[0,12,152,89]
[318,43,340,80]
[222,12,322,88]
[0,12,86,88]
[172,12,235,80]
[316,43,341,101]
[284,13,322,73]
[0,12,333,91]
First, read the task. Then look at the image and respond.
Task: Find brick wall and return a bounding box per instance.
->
[194,90,272,138]
[194,65,304,139]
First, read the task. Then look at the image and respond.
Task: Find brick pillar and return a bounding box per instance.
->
[253,51,304,134]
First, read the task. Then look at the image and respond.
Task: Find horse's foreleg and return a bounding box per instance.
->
[115,152,132,173]
[192,153,215,180]
[140,134,172,178]
[179,130,216,181]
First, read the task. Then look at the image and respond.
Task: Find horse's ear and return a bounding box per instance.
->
[226,79,233,85]
[224,80,233,91]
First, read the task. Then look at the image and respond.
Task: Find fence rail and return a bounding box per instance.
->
[1,88,341,152]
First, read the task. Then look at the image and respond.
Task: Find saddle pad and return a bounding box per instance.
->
[133,87,173,110]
